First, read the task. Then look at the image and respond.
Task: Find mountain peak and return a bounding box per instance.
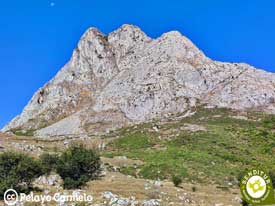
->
[2,25,275,137]
[108,24,150,44]
[80,27,106,41]
[119,24,144,31]
[162,30,182,37]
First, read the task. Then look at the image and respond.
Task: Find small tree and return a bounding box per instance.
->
[56,145,101,189]
[0,152,43,198]
[39,153,59,175]
[172,175,182,187]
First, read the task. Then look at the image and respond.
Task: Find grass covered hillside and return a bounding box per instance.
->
[103,107,275,186]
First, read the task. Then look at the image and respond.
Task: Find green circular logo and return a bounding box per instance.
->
[240,169,275,205]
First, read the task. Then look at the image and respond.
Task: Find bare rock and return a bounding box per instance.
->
[180,124,207,132]
[142,199,160,206]
[230,115,248,120]
[33,173,63,189]
[2,24,275,137]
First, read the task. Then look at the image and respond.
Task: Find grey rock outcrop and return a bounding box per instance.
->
[2,24,275,137]
[33,173,63,188]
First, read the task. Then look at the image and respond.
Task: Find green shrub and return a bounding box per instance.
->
[172,175,182,187]
[268,171,275,188]
[56,145,101,189]
[0,152,43,198]
[39,153,59,175]
[241,198,250,206]
[262,116,275,129]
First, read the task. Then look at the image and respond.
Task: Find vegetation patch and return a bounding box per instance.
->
[12,129,35,136]
[0,152,43,198]
[172,175,182,187]
[0,145,101,196]
[56,145,101,189]
[112,132,154,150]
[103,107,275,185]
[39,153,59,175]
[120,166,137,177]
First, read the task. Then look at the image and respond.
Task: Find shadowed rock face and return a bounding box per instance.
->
[2,24,275,137]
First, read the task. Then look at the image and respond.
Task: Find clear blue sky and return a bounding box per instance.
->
[0,0,275,128]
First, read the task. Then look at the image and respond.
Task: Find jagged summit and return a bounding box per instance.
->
[2,24,275,137]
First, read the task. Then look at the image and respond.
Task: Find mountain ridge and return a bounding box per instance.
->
[2,24,275,137]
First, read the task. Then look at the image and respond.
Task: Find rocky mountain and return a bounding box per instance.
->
[2,24,275,137]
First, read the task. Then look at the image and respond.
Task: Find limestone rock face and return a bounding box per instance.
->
[2,24,275,137]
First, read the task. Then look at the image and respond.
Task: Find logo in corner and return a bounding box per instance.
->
[240,169,275,205]
[4,189,18,206]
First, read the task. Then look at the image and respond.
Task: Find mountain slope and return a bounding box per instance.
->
[2,24,275,137]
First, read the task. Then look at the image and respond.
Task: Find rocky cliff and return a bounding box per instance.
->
[2,24,275,137]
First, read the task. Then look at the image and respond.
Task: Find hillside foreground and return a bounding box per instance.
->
[0,107,274,205]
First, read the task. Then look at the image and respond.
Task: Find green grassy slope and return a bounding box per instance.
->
[103,107,275,186]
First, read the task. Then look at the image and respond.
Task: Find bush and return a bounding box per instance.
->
[262,116,275,129]
[0,152,43,198]
[241,198,249,206]
[172,175,182,187]
[39,153,59,175]
[56,145,101,189]
[269,171,275,188]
